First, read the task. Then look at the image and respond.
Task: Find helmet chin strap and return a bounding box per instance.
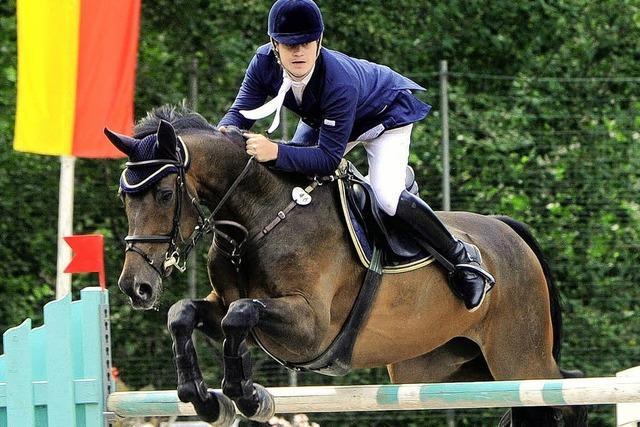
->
[271,36,323,81]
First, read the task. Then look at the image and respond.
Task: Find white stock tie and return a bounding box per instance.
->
[240,75,295,134]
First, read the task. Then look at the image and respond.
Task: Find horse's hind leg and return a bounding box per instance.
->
[480,314,587,426]
[167,296,235,425]
[554,369,588,426]
[483,345,569,426]
[387,337,494,383]
[507,396,586,427]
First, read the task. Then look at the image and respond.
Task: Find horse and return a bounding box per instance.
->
[106,105,587,426]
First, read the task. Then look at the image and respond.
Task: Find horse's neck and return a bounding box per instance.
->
[188,136,290,229]
[188,133,359,307]
[228,164,291,227]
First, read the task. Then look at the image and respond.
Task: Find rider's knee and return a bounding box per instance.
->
[369,180,403,216]
[376,192,401,216]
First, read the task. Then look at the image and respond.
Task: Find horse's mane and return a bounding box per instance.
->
[134,104,248,150]
[133,104,217,137]
[133,103,292,181]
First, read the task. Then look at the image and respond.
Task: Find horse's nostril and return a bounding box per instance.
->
[134,282,153,301]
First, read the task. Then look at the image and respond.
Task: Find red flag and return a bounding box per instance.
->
[14,0,140,157]
[64,234,106,288]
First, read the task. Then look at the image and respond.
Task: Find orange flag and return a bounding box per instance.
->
[14,0,140,158]
[64,234,106,288]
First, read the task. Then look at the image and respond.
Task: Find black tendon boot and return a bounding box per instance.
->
[395,190,495,311]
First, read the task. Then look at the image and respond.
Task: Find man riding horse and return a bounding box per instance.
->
[105,3,588,424]
[218,0,495,311]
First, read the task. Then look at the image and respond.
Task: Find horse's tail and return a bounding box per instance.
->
[493,215,563,363]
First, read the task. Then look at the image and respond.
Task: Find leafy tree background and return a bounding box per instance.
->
[1,0,639,425]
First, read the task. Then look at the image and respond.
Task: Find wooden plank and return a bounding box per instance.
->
[107,376,640,417]
[44,294,76,427]
[79,287,111,427]
[5,320,35,427]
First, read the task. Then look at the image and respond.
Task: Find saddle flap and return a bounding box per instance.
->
[339,162,433,270]
[350,164,419,213]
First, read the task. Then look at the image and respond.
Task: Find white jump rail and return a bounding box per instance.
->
[107,376,640,417]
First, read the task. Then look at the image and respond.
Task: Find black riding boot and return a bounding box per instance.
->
[395,190,495,311]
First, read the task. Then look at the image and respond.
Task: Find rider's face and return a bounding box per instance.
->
[275,41,319,79]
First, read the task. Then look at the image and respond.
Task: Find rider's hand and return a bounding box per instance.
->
[244,132,279,162]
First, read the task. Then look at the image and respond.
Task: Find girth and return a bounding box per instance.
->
[288,246,384,376]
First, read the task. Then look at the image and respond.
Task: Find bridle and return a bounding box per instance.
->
[123,139,257,278]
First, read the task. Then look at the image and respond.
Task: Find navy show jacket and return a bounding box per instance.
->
[219,43,431,176]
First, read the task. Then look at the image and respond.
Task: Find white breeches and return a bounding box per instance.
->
[347,124,413,216]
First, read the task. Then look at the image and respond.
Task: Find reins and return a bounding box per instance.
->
[123,138,324,279]
[210,165,325,273]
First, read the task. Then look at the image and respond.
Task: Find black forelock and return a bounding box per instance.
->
[133,104,218,138]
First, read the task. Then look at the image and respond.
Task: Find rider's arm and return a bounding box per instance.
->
[275,84,358,176]
[218,54,269,130]
[289,119,320,147]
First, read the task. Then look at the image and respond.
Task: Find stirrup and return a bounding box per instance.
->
[446,243,496,310]
[453,263,496,289]
[447,264,495,312]
[453,242,496,286]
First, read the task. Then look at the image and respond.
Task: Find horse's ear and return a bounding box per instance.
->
[104,127,136,156]
[156,120,178,160]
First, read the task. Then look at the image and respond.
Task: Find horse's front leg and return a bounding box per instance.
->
[221,295,323,421]
[167,294,235,425]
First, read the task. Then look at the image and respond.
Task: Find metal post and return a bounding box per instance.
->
[187,57,199,303]
[186,57,200,353]
[440,60,451,212]
[281,106,289,141]
[440,60,455,427]
[189,57,198,112]
[56,155,75,299]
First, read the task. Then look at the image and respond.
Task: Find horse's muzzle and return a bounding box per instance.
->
[118,274,161,310]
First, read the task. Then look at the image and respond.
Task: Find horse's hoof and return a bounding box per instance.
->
[193,391,236,426]
[247,383,275,423]
[177,380,205,403]
[209,391,237,427]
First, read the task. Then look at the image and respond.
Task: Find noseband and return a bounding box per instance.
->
[123,141,256,278]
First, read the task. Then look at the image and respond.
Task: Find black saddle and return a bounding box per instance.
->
[343,162,424,260]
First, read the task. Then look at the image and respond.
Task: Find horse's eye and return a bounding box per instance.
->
[157,189,174,203]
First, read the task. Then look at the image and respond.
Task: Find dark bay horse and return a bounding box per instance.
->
[106,106,587,426]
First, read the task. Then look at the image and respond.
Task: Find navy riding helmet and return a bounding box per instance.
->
[268,0,324,45]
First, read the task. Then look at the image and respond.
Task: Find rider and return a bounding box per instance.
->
[218,0,494,311]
